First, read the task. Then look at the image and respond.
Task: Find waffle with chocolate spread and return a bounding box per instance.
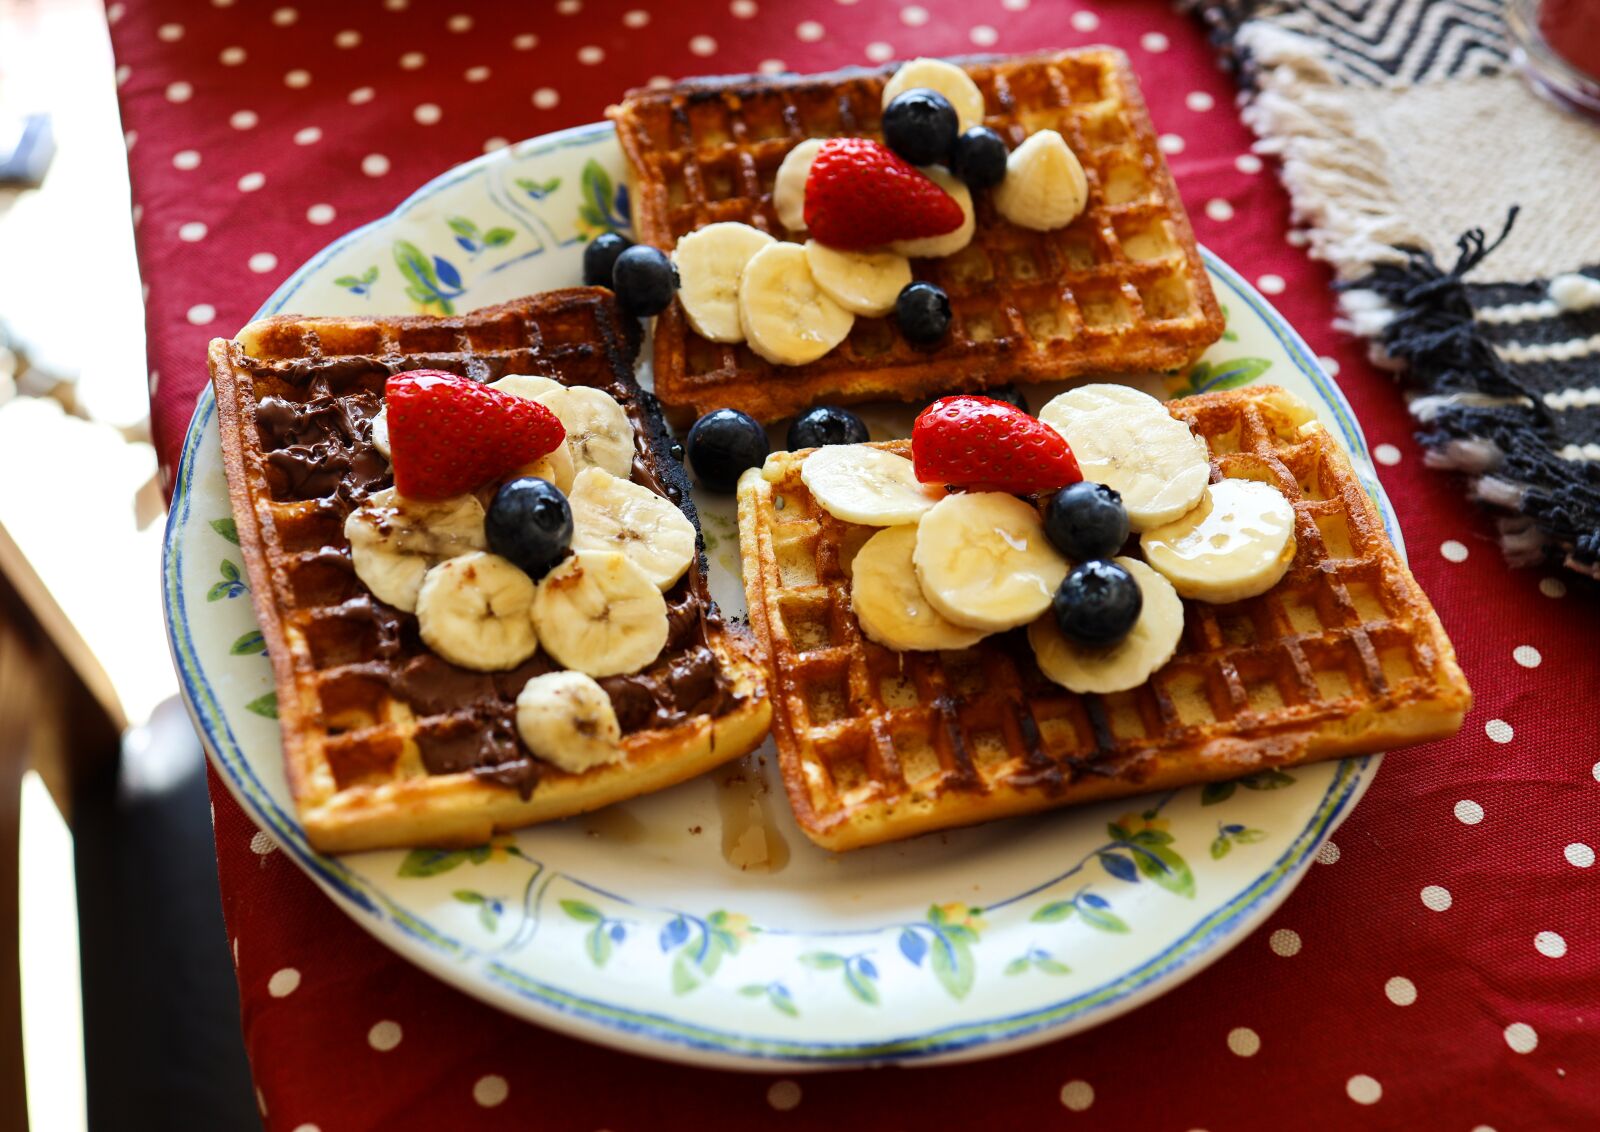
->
[610,48,1225,424]
[738,386,1470,851]
[208,289,771,853]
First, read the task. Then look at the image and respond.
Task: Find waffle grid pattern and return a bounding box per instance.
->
[210,291,769,851]
[739,387,1469,850]
[613,49,1225,422]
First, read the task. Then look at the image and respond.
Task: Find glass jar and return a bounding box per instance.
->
[1508,0,1600,117]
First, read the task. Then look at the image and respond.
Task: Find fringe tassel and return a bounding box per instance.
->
[1234,23,1423,281]
[1342,209,1600,571]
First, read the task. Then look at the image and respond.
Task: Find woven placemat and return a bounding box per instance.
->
[1186,0,1600,578]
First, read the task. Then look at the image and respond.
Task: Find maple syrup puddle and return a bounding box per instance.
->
[716,758,791,873]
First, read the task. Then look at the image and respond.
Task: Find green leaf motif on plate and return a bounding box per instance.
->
[393,239,463,315]
[1005,948,1071,977]
[453,889,504,933]
[659,909,753,995]
[575,158,630,240]
[902,903,985,1000]
[1177,356,1274,398]
[800,951,880,1005]
[209,517,240,545]
[229,630,266,655]
[516,175,562,199]
[244,692,277,719]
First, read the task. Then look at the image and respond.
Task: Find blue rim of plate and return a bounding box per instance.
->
[163,121,1385,1067]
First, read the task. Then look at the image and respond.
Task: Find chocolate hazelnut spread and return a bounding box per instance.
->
[247,355,739,794]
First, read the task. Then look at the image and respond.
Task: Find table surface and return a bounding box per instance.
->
[114,1,1599,1128]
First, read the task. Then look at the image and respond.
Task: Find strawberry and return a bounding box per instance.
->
[385,370,565,500]
[803,138,965,251]
[912,395,1082,494]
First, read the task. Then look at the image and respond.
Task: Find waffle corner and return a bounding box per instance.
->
[738,384,1470,852]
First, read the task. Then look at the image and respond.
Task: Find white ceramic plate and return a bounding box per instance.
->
[164,123,1395,1070]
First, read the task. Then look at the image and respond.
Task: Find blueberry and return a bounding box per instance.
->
[787,405,869,450]
[583,231,634,288]
[486,476,572,580]
[882,88,959,167]
[612,245,678,317]
[980,384,1029,414]
[1053,559,1143,648]
[686,408,770,493]
[895,281,952,345]
[950,127,1009,189]
[1045,482,1130,560]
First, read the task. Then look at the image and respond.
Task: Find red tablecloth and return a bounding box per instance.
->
[117,1,1600,1128]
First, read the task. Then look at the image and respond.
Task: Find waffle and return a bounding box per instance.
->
[738,386,1470,851]
[610,48,1225,424]
[208,290,770,853]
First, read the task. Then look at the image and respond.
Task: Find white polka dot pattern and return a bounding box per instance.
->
[473,1075,509,1107]
[1384,976,1416,1005]
[368,1020,403,1050]
[1503,1023,1538,1054]
[1420,885,1452,911]
[268,968,301,997]
[768,1080,802,1110]
[1059,1080,1094,1111]
[1534,931,1566,958]
[1269,928,1301,956]
[1226,1027,1260,1057]
[1346,1075,1382,1104]
[1454,799,1484,825]
[1564,842,1593,868]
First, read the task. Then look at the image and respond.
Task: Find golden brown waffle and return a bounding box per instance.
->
[738,386,1470,851]
[209,290,770,853]
[610,48,1225,424]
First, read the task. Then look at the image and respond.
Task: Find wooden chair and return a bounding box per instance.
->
[0,518,123,1132]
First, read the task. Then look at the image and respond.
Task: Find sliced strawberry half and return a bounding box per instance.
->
[912,395,1082,494]
[385,370,565,500]
[803,138,965,252]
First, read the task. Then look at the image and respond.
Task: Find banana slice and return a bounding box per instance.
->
[738,241,856,366]
[515,671,625,775]
[913,492,1069,631]
[533,550,670,677]
[1039,385,1211,532]
[1141,478,1297,603]
[515,437,575,494]
[882,57,986,133]
[369,406,391,460]
[888,166,975,259]
[415,551,540,672]
[1028,557,1184,694]
[490,373,564,400]
[533,386,636,480]
[804,241,913,317]
[993,129,1089,232]
[799,445,944,526]
[568,466,697,591]
[851,526,988,651]
[345,488,487,613]
[773,138,823,233]
[673,221,776,343]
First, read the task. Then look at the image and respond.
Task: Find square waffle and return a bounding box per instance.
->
[208,289,770,853]
[610,48,1225,424]
[737,386,1471,851]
